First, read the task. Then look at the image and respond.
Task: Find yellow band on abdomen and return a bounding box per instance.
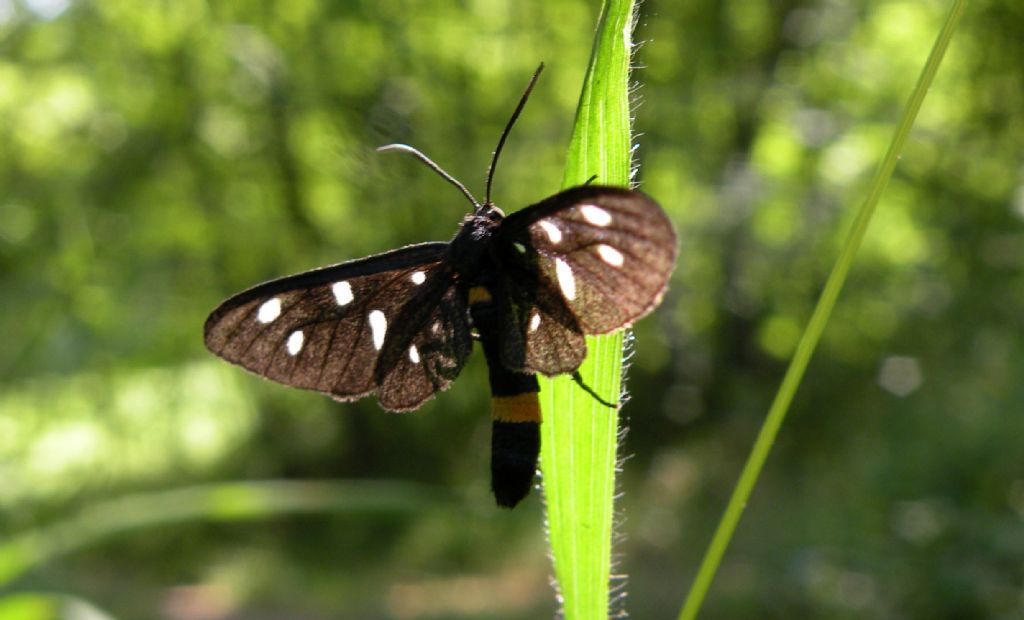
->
[469,286,493,305]
[492,393,542,424]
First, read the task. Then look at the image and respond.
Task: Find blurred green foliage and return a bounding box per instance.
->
[1,0,1023,618]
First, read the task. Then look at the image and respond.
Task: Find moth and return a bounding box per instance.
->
[204,65,677,507]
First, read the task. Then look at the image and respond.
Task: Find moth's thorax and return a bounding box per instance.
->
[449,203,504,281]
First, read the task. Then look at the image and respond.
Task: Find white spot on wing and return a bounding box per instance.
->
[369,310,387,350]
[555,258,576,301]
[514,242,527,254]
[409,344,420,363]
[529,312,541,332]
[286,330,304,355]
[411,271,426,285]
[538,220,562,244]
[596,244,624,267]
[580,204,612,227]
[257,298,281,323]
[332,281,354,305]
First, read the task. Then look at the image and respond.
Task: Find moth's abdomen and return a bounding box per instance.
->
[491,414,541,508]
[469,286,542,508]
[487,369,542,509]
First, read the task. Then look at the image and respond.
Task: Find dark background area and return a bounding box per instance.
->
[2,0,1022,618]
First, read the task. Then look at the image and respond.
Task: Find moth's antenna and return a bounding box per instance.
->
[377,143,480,209]
[484,62,545,207]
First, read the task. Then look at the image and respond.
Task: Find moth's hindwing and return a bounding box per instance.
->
[495,185,677,374]
[373,269,473,411]
[492,267,587,377]
[203,242,471,411]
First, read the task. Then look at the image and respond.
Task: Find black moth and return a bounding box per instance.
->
[204,65,677,507]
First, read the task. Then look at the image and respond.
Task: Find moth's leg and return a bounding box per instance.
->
[583,174,598,186]
[571,370,618,409]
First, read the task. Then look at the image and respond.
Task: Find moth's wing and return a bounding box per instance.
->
[498,185,677,334]
[490,263,588,377]
[204,242,471,411]
[373,266,473,411]
[493,186,677,374]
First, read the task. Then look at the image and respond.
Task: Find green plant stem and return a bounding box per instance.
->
[678,2,966,618]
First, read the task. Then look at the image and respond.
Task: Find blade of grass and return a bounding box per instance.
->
[540,0,635,618]
[0,480,445,587]
[678,2,967,618]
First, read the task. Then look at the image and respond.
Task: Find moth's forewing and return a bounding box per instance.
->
[204,242,471,409]
[494,186,677,370]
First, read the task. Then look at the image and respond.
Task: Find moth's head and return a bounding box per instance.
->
[476,202,505,222]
